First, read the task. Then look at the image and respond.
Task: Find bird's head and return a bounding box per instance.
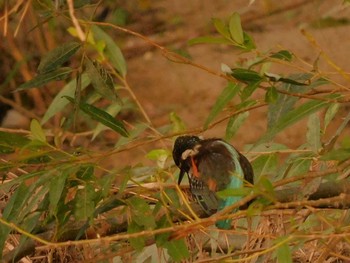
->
[172,135,202,184]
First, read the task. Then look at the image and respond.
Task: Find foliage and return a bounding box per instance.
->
[1,1,350,262]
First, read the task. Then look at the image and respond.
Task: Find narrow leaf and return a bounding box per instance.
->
[85,57,119,102]
[240,81,260,101]
[270,50,293,61]
[49,172,69,215]
[0,131,30,153]
[212,18,231,39]
[229,12,244,44]
[30,119,46,143]
[164,239,190,262]
[265,86,278,104]
[38,42,81,73]
[252,154,278,180]
[74,184,95,221]
[231,68,263,83]
[188,36,232,45]
[307,113,321,153]
[65,96,129,137]
[91,25,127,77]
[324,103,339,130]
[41,73,91,124]
[128,222,145,251]
[225,112,249,140]
[276,242,293,263]
[17,67,72,91]
[264,98,332,143]
[204,82,240,129]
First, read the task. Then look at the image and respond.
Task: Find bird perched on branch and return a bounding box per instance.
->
[172,135,254,229]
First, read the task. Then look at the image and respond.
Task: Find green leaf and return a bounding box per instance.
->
[41,73,91,124]
[76,165,94,181]
[74,184,96,221]
[85,57,119,102]
[307,113,321,153]
[217,187,251,199]
[321,148,350,161]
[170,112,186,133]
[164,239,190,262]
[204,82,240,129]
[91,25,127,77]
[324,103,339,131]
[128,197,156,229]
[231,68,263,83]
[225,112,249,140]
[265,86,278,104]
[38,41,81,73]
[270,50,293,61]
[0,131,30,153]
[65,96,129,137]
[49,171,69,215]
[30,119,46,143]
[276,242,292,263]
[188,36,232,45]
[92,103,122,140]
[240,81,260,101]
[127,222,145,251]
[212,18,231,39]
[262,99,331,143]
[17,67,72,91]
[252,154,278,179]
[229,12,244,44]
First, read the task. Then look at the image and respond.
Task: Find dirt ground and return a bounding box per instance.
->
[118,0,350,156]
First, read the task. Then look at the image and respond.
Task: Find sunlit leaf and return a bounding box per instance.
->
[65,96,129,137]
[38,42,81,73]
[91,25,127,77]
[17,68,72,91]
[229,12,244,44]
[204,82,240,129]
[212,18,231,39]
[30,119,46,143]
[41,73,91,124]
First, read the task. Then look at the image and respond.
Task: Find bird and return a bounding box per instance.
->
[172,135,254,229]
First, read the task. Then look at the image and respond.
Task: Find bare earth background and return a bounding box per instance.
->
[101,0,350,166]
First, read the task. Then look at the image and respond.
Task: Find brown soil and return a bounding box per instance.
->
[122,0,350,153]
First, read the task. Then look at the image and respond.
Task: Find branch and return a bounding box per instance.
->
[3,180,350,262]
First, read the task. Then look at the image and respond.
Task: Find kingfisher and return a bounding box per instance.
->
[172,135,254,229]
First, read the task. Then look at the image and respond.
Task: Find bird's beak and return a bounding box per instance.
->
[178,169,185,185]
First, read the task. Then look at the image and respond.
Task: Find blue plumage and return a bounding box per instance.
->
[173,136,254,229]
